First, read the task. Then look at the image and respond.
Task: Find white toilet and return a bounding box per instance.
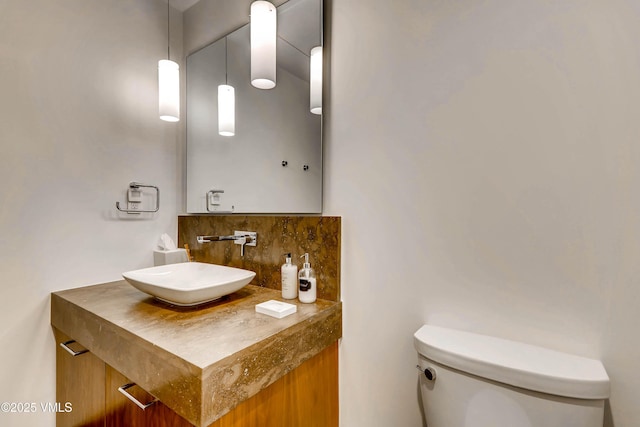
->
[414,325,610,427]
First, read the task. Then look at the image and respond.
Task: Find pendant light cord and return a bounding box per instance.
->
[319,0,323,46]
[225,37,228,84]
[167,0,171,60]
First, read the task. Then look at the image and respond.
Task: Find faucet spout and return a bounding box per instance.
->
[196,234,253,244]
[196,231,257,257]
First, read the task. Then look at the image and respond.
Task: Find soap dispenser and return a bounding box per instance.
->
[298,253,317,303]
[281,253,298,299]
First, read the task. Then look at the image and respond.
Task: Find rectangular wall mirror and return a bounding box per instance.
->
[186,0,323,214]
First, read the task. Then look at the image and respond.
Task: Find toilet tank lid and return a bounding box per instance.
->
[414,325,610,400]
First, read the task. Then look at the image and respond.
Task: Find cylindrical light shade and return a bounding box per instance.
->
[218,85,235,136]
[250,1,277,89]
[309,46,322,115]
[158,59,180,122]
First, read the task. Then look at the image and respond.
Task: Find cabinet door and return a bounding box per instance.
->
[54,328,105,427]
[209,341,339,427]
[104,365,192,427]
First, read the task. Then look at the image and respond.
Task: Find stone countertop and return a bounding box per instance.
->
[51,281,342,427]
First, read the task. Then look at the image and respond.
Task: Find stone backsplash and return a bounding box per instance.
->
[178,216,341,301]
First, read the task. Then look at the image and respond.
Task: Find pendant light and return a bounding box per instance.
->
[250,1,277,89]
[309,1,322,115]
[218,37,235,136]
[309,46,322,115]
[159,1,180,122]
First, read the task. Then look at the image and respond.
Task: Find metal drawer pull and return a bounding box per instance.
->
[117,383,158,410]
[59,340,89,357]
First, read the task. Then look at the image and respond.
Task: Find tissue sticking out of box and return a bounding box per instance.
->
[159,233,177,250]
[154,233,187,266]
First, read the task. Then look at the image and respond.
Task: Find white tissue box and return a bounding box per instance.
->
[153,249,188,266]
[255,300,297,319]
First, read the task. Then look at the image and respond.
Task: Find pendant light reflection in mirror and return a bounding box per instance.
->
[309,0,323,115]
[218,37,235,136]
[159,0,180,122]
[309,46,322,115]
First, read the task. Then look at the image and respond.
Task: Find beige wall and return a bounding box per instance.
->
[324,0,640,425]
[0,1,182,426]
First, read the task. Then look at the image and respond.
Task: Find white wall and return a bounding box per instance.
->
[324,0,640,425]
[3,0,640,426]
[0,1,182,426]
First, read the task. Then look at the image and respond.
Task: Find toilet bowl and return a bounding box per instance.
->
[414,325,610,427]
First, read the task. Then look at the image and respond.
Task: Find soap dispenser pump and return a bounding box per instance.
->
[281,253,298,299]
[298,253,316,303]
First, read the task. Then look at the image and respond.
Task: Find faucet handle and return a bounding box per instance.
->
[233,231,257,257]
[237,236,247,257]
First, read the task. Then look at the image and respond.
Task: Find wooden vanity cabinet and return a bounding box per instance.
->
[104,366,192,427]
[54,329,105,427]
[55,328,191,427]
[55,328,339,427]
[209,341,339,427]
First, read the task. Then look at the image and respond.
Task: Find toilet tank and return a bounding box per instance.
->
[413,325,610,427]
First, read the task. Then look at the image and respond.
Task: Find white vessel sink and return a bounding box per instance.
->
[122,262,256,306]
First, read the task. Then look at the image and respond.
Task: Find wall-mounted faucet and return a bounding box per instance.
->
[196,234,249,244]
[196,231,257,257]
